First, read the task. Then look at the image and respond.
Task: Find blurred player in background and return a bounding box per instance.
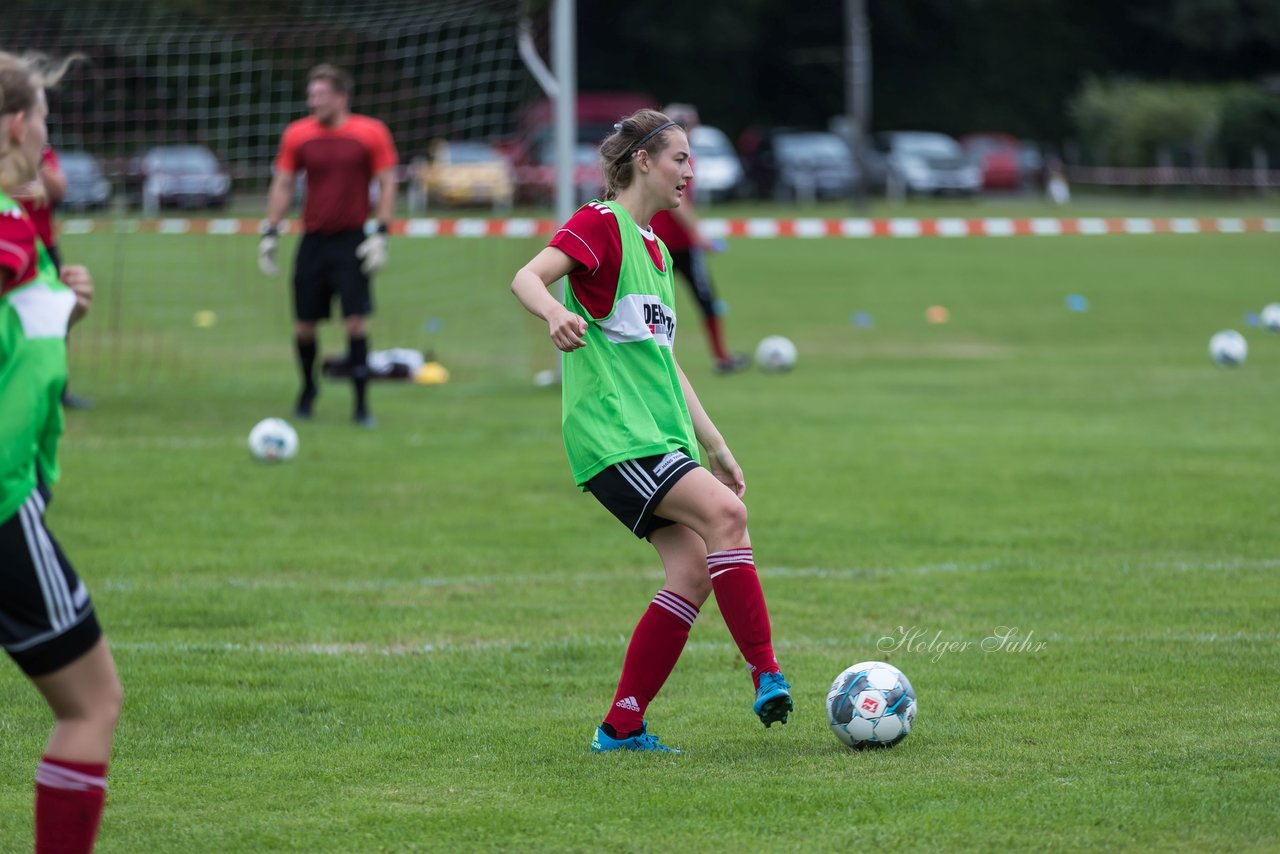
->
[511,109,791,754]
[649,103,749,374]
[258,63,398,427]
[15,140,94,409]
[1,51,123,854]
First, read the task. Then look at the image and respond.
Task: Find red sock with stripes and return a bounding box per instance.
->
[35,756,108,854]
[602,589,699,736]
[707,548,779,688]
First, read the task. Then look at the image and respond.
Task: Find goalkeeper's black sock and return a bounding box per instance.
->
[295,336,318,416]
[349,335,370,417]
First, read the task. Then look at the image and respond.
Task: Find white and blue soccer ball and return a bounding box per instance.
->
[248,417,299,462]
[755,335,797,372]
[1208,330,1247,367]
[826,661,917,749]
[1260,303,1280,333]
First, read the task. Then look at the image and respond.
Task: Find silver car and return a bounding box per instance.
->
[873,131,981,196]
[689,125,745,202]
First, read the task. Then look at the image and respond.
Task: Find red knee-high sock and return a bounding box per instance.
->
[703,316,730,362]
[602,589,699,735]
[35,756,108,854]
[708,548,779,688]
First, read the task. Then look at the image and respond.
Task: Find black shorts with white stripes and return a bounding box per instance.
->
[585,449,701,539]
[0,488,101,676]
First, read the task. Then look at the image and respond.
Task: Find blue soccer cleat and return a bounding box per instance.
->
[753,671,793,728]
[591,722,681,754]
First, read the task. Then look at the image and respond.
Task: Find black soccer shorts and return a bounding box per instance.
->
[0,488,102,676]
[585,449,701,539]
[293,230,373,322]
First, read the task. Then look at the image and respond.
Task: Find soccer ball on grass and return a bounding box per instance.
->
[1208,330,1247,366]
[755,335,797,372]
[248,418,299,462]
[1260,303,1280,333]
[826,660,917,749]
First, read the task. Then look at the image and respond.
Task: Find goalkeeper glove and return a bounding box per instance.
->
[356,223,389,275]
[257,221,279,276]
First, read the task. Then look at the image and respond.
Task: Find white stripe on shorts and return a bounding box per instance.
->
[633,454,699,532]
[620,459,658,495]
[18,494,75,631]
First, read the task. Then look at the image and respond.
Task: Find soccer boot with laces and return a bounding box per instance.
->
[590,722,681,754]
[753,671,793,727]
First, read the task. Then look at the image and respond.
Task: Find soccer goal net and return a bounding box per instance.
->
[2,0,556,393]
[7,0,534,189]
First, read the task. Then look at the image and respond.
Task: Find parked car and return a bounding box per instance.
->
[511,131,606,206]
[57,150,112,210]
[959,132,1022,190]
[689,125,746,202]
[747,129,857,201]
[415,139,513,210]
[872,131,981,196]
[505,91,655,206]
[124,145,231,210]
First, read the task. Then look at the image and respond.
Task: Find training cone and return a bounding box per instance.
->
[414,362,450,385]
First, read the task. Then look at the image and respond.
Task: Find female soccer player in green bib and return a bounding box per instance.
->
[511,109,791,753]
[1,52,122,851]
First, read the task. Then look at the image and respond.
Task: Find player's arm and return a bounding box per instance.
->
[61,265,93,326]
[669,196,711,249]
[40,154,67,206]
[258,167,295,276]
[373,166,396,229]
[675,358,744,496]
[511,246,588,352]
[264,167,295,231]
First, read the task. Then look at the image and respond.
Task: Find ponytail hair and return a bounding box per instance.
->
[598,108,679,201]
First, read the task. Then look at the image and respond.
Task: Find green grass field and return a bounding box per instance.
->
[2,200,1278,851]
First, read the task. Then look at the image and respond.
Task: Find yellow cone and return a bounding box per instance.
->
[193,310,217,328]
[414,361,450,385]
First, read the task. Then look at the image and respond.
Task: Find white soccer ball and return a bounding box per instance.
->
[1208,330,1247,367]
[248,417,299,462]
[755,335,797,372]
[826,661,917,749]
[1260,303,1280,333]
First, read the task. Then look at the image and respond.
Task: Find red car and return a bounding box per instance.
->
[503,92,655,205]
[959,132,1022,190]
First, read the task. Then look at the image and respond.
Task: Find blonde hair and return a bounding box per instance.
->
[599,108,680,201]
[0,51,82,194]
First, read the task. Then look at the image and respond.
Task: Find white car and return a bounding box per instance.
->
[873,131,981,196]
[690,125,746,202]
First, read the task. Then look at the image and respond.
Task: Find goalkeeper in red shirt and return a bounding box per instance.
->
[258,64,398,427]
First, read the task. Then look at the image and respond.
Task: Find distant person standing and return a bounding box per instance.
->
[258,63,398,427]
[16,143,93,409]
[649,104,748,374]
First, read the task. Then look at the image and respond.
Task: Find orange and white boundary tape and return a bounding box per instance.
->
[59,216,1280,239]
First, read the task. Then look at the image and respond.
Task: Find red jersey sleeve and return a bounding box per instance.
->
[367,119,398,173]
[0,210,37,293]
[548,202,623,319]
[275,121,305,174]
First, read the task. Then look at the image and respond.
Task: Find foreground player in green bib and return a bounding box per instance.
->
[1,51,122,852]
[511,110,792,753]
